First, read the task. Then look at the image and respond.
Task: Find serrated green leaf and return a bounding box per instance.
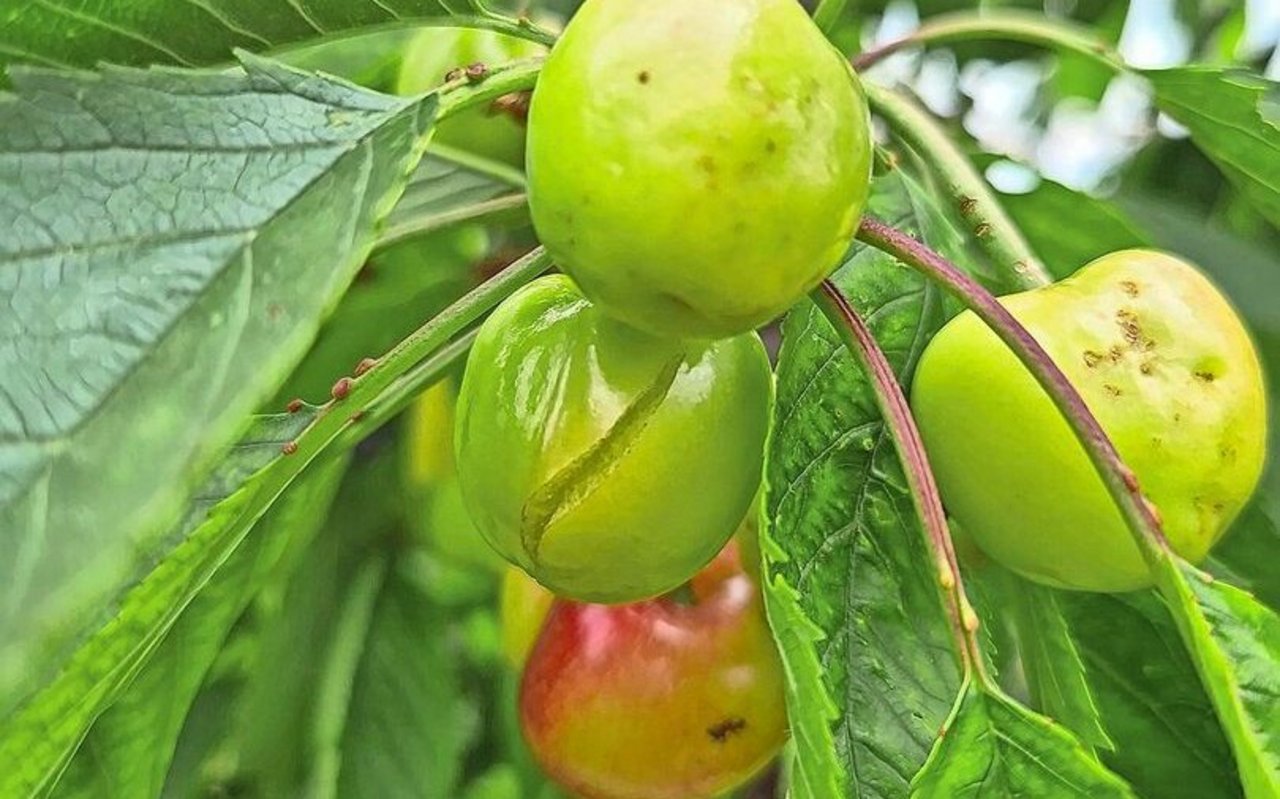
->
[219,445,479,798]
[0,0,544,85]
[757,569,842,799]
[1004,577,1113,752]
[1155,559,1280,798]
[50,452,349,799]
[764,168,968,799]
[1060,589,1242,799]
[1146,67,1280,227]
[911,681,1134,798]
[333,560,477,798]
[0,54,435,720]
[1214,507,1280,613]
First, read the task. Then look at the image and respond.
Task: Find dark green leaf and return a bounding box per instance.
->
[0,1,541,86]
[334,560,478,798]
[50,453,348,799]
[1146,67,1280,227]
[763,168,967,799]
[1004,577,1113,752]
[0,55,435,723]
[999,179,1153,279]
[219,444,479,798]
[1060,590,1242,799]
[911,681,1134,797]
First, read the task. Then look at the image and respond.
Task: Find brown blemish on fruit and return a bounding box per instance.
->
[974,222,992,237]
[959,197,977,216]
[1104,384,1122,397]
[1173,412,1183,423]
[707,717,747,743]
[1116,309,1143,347]
[1121,280,1140,297]
[1140,360,1155,375]
[637,70,650,84]
[1109,345,1125,363]
[1194,370,1216,383]
[1220,444,1238,463]
[1083,350,1103,368]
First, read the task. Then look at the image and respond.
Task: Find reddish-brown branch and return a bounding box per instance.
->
[854,216,1169,568]
[812,281,984,675]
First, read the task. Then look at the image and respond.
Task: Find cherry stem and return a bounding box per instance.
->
[855,217,1171,569]
[811,280,986,678]
[851,9,1123,73]
[862,83,1051,290]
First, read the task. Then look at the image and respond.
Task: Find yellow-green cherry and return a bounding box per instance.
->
[912,250,1267,592]
[526,0,873,339]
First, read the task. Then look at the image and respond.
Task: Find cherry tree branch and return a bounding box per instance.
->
[854,217,1170,568]
[811,281,985,677]
[862,83,1051,290]
[851,9,1123,73]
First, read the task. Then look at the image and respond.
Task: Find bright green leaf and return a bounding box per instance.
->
[334,560,478,798]
[0,409,332,797]
[1155,559,1280,798]
[0,54,435,719]
[999,179,1152,279]
[764,168,969,799]
[911,681,1135,798]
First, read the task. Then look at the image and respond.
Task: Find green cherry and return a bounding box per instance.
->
[454,275,772,602]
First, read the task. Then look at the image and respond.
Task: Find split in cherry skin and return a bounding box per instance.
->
[453,274,773,604]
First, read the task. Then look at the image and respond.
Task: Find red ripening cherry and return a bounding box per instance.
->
[519,543,786,799]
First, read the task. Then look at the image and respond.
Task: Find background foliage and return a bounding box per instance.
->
[0,0,1275,797]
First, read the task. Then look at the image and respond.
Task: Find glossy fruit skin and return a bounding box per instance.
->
[500,567,556,669]
[526,0,872,339]
[520,543,786,799]
[912,250,1267,592]
[455,275,772,602]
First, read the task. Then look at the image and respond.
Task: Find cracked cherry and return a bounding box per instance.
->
[519,542,786,799]
[526,0,873,339]
[454,274,772,602]
[912,250,1267,591]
